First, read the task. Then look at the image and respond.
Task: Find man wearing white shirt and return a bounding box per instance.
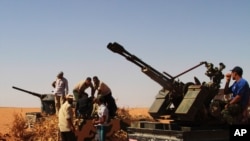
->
[93,95,109,141]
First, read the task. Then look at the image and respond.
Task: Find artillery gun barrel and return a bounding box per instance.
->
[12,86,42,99]
[107,42,155,69]
[107,42,174,90]
[172,61,207,79]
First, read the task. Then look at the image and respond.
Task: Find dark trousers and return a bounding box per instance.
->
[103,93,117,118]
[61,131,76,141]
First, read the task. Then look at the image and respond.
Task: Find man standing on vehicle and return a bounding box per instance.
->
[52,71,69,115]
[73,77,95,101]
[93,76,117,118]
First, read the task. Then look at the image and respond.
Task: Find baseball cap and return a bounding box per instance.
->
[66,94,74,99]
[230,66,243,76]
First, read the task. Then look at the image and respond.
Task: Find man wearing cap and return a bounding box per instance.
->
[222,66,250,124]
[52,71,69,115]
[58,94,76,141]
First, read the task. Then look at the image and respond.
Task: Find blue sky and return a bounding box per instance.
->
[0,1,250,108]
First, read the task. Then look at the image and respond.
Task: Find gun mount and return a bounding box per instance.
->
[107,42,226,125]
[12,86,56,115]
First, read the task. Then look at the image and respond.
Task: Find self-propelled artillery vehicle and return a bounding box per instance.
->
[12,86,56,115]
[107,42,231,141]
[12,86,56,128]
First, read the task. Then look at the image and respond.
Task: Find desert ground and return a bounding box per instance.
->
[0,107,41,134]
[0,107,150,134]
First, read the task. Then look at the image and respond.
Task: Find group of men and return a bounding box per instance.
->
[72,76,117,119]
[51,65,250,141]
[52,72,117,141]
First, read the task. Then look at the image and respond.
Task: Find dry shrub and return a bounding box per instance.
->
[32,115,59,141]
[9,107,152,141]
[111,130,128,141]
[10,113,58,141]
[116,107,152,121]
[116,107,132,120]
[11,113,35,140]
[0,133,11,141]
[109,107,153,141]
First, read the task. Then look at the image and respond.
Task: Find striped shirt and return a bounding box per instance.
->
[53,77,68,96]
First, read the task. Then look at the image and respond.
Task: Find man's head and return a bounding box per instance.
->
[85,77,92,85]
[231,66,243,76]
[66,94,74,104]
[57,71,64,78]
[93,76,99,85]
[230,66,243,80]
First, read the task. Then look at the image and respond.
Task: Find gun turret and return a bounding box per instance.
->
[107,42,208,118]
[12,86,56,115]
[107,42,230,126]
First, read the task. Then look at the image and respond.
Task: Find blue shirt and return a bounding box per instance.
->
[230,78,250,108]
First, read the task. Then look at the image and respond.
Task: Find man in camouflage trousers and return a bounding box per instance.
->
[222,66,250,124]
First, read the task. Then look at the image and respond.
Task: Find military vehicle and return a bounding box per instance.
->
[107,42,233,141]
[12,86,56,115]
[12,86,130,140]
[12,86,56,128]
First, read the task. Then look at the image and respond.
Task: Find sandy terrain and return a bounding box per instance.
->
[0,107,150,134]
[0,107,41,134]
